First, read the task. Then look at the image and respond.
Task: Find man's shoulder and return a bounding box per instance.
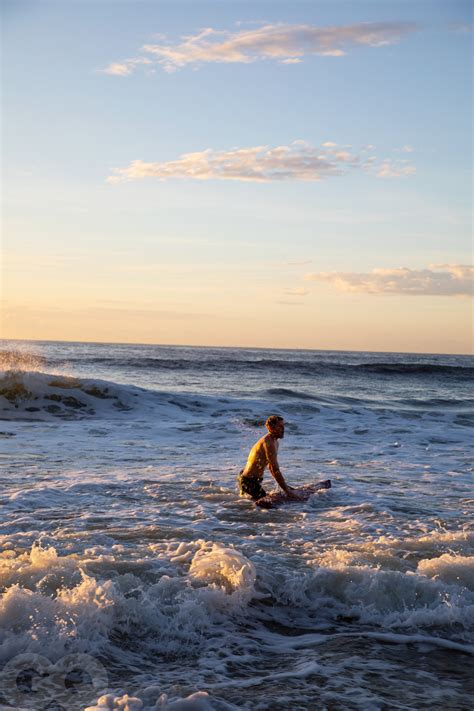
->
[262,433,276,448]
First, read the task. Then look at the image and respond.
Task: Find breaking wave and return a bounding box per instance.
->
[0,371,138,420]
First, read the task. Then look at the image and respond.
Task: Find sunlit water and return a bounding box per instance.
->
[0,340,473,710]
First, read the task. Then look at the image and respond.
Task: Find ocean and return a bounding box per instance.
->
[0,340,473,710]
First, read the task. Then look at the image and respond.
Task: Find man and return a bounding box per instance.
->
[238,415,300,501]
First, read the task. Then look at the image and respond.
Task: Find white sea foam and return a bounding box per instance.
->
[0,549,116,663]
[189,544,256,599]
[85,690,220,711]
[86,689,234,710]
[417,553,474,589]
[0,541,259,670]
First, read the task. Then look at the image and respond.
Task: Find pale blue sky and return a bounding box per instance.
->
[2,0,473,352]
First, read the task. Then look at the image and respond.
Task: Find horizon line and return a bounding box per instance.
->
[0,336,472,358]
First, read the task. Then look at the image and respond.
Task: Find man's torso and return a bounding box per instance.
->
[242,434,278,480]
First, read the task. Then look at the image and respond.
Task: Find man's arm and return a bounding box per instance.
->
[264,438,297,496]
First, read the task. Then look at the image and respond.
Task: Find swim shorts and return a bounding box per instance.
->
[237,470,267,500]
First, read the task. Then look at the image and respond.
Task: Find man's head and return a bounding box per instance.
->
[265,414,285,438]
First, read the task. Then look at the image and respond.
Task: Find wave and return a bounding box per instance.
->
[2,367,472,424]
[265,387,319,401]
[355,362,474,376]
[0,371,139,421]
[0,370,246,422]
[3,540,472,653]
[398,396,474,409]
[0,524,474,711]
[1,540,472,709]
[18,353,474,380]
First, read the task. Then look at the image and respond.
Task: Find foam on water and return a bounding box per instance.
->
[1,530,473,707]
[85,689,232,710]
[189,544,256,599]
[417,553,474,589]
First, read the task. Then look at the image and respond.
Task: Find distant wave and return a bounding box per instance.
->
[398,397,474,409]
[355,362,474,376]
[266,387,319,400]
[41,355,474,380]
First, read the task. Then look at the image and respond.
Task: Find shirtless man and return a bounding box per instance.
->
[238,415,300,501]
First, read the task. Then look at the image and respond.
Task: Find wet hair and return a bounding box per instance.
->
[265,415,284,431]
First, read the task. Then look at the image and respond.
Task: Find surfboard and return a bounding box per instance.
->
[255,479,331,509]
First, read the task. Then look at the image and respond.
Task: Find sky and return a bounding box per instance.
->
[1,0,473,353]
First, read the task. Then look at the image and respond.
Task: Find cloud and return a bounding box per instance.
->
[101,21,418,74]
[376,159,416,178]
[305,264,474,296]
[103,62,133,77]
[101,57,153,76]
[108,142,415,184]
[393,145,414,153]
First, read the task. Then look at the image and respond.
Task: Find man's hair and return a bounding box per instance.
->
[265,415,284,430]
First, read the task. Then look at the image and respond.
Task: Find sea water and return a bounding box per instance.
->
[0,341,473,710]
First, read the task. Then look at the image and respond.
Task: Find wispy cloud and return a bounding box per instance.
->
[393,145,414,153]
[376,158,416,178]
[305,264,474,296]
[101,57,153,76]
[101,21,418,75]
[107,141,415,184]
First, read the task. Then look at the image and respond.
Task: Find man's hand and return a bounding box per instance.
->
[286,487,301,500]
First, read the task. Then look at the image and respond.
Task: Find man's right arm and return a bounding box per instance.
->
[264,438,293,494]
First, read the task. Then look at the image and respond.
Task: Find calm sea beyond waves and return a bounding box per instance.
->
[1,340,473,710]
